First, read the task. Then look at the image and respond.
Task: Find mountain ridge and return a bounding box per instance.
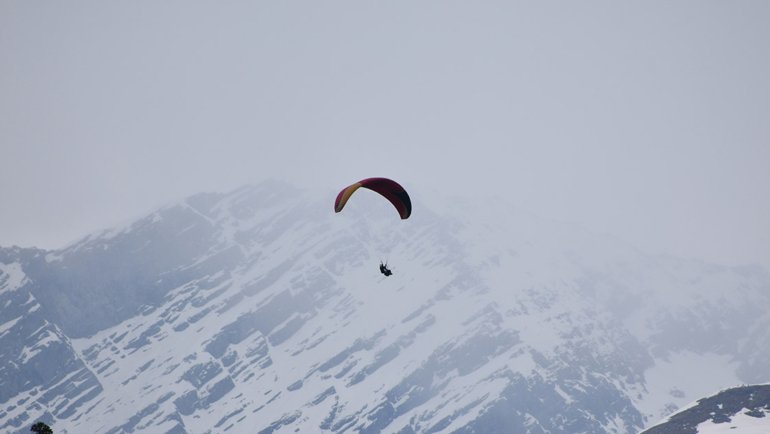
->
[641,384,770,433]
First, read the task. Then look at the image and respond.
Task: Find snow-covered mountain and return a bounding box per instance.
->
[1,181,769,434]
[641,384,770,433]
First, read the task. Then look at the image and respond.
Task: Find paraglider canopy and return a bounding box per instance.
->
[334,177,412,219]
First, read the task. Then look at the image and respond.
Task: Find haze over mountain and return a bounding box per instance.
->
[1,182,769,433]
[3,1,770,272]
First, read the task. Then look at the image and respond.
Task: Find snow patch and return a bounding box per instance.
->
[20,330,61,363]
[45,252,63,263]
[696,408,770,433]
[0,315,23,337]
[0,262,27,293]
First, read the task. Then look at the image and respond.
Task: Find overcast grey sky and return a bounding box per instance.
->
[2,1,769,269]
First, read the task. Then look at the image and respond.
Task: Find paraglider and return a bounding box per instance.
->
[379,261,393,277]
[334,177,411,276]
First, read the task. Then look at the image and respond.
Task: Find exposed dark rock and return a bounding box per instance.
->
[642,385,770,434]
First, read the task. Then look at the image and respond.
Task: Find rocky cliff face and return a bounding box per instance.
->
[1,181,769,433]
[641,384,770,433]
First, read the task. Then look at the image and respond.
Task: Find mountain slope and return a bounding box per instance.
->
[641,384,770,433]
[1,181,769,433]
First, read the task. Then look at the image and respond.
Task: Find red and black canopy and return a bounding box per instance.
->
[334,177,411,219]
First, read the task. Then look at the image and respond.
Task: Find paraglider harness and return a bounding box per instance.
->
[379,261,392,276]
